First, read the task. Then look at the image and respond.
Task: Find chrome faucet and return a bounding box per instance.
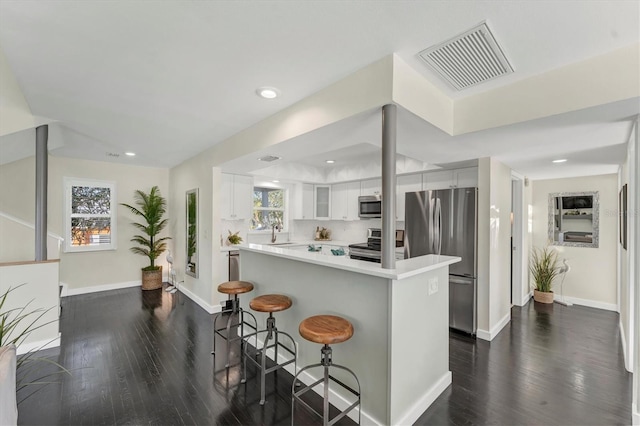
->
[271,221,282,243]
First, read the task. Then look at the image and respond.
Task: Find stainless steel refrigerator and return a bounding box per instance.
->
[404,187,478,334]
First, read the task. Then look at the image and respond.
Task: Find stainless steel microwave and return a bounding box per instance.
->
[358,195,382,218]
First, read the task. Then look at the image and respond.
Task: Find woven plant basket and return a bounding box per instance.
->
[533,289,554,304]
[141,266,162,290]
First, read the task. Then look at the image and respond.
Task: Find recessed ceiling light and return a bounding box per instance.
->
[325,160,335,164]
[125,152,136,157]
[256,87,280,99]
[272,180,280,183]
[552,159,567,163]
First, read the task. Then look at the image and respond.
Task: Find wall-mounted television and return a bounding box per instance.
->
[562,196,593,209]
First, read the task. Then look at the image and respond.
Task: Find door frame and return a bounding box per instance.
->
[511,171,528,306]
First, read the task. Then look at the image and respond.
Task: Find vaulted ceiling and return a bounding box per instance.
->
[0,1,638,179]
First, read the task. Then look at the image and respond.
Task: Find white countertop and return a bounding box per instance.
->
[238,242,460,280]
[220,240,352,252]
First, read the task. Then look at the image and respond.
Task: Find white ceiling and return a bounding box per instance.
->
[0,1,638,179]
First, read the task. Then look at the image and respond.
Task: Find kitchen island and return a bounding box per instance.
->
[238,243,460,425]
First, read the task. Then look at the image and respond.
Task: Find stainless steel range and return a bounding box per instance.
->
[348,228,404,263]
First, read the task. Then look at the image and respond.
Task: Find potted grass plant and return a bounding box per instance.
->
[530,246,561,303]
[121,186,171,290]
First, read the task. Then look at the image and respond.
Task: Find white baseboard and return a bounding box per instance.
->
[17,333,61,355]
[477,311,511,341]
[521,290,533,306]
[633,402,639,425]
[393,371,452,425]
[619,319,633,373]
[63,280,141,296]
[177,285,219,314]
[553,294,617,312]
[253,335,381,425]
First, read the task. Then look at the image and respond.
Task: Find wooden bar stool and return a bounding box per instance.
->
[242,294,297,405]
[292,315,361,426]
[212,281,258,372]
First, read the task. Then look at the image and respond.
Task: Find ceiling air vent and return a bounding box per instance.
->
[257,155,281,162]
[418,22,513,91]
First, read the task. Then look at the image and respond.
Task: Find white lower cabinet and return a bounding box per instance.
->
[331,181,360,220]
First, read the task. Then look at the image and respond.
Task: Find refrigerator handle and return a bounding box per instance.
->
[435,197,442,255]
[428,197,435,252]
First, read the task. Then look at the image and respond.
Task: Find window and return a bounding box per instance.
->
[64,178,117,252]
[251,187,285,231]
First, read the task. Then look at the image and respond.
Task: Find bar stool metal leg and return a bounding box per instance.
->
[242,312,297,405]
[212,294,257,372]
[292,344,361,426]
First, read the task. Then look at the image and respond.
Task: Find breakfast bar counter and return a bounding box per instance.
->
[238,243,460,425]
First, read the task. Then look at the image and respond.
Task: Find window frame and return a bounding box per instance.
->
[63,177,117,253]
[250,186,287,232]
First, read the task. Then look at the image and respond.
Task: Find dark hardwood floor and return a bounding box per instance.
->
[416,302,632,426]
[17,286,631,425]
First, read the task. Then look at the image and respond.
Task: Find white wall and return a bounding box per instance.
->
[619,131,634,373]
[477,157,512,340]
[631,117,640,426]
[531,174,618,309]
[0,155,170,291]
[0,261,60,353]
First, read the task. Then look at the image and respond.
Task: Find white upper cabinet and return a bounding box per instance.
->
[331,181,360,220]
[293,183,314,220]
[314,185,331,220]
[396,174,422,221]
[360,178,382,196]
[423,167,478,190]
[221,173,253,220]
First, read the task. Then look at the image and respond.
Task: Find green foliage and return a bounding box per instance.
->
[530,246,561,293]
[227,231,242,245]
[121,186,171,269]
[1,284,71,404]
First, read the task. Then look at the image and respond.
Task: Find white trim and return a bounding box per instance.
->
[16,333,61,355]
[63,280,140,296]
[521,290,533,307]
[393,371,452,426]
[477,311,511,341]
[177,285,219,314]
[553,294,617,312]
[632,402,639,425]
[59,282,68,297]
[63,177,117,253]
[0,210,64,241]
[254,335,380,425]
[621,318,633,373]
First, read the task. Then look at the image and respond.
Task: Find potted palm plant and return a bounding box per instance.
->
[121,186,171,290]
[530,246,561,303]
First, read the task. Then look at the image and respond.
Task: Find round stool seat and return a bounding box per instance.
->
[250,294,292,313]
[299,315,354,345]
[217,280,254,295]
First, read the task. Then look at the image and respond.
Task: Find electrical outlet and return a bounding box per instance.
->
[428,277,438,295]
